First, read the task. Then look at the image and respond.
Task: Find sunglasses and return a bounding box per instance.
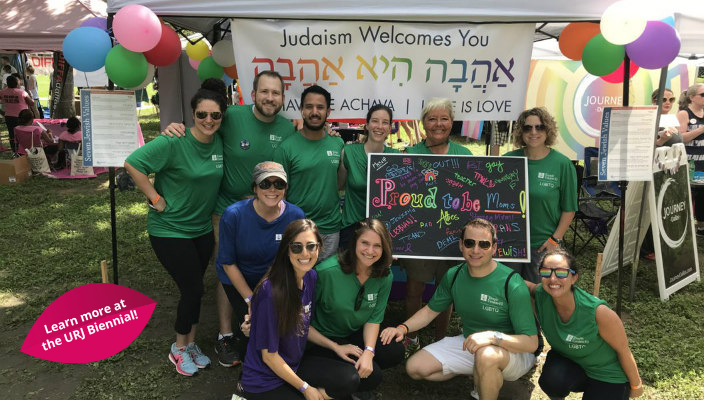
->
[698,93,704,98]
[195,111,223,120]
[539,267,576,279]
[289,242,319,254]
[521,124,545,133]
[463,238,492,250]
[258,179,287,190]
[354,285,365,311]
[662,97,676,103]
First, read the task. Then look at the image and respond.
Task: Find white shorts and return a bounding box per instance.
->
[422,335,535,381]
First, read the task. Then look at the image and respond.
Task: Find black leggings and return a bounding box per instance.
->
[149,232,214,335]
[222,282,252,355]
[243,383,303,400]
[297,328,405,398]
[693,186,704,222]
[539,350,630,400]
[5,116,18,152]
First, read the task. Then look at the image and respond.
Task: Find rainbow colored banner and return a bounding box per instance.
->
[525,60,694,160]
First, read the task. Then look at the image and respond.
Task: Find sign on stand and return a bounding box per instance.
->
[81,90,140,167]
[649,144,700,300]
[367,153,529,261]
[598,106,658,182]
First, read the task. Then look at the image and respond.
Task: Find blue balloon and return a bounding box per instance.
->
[660,16,675,27]
[63,27,112,72]
[223,74,234,86]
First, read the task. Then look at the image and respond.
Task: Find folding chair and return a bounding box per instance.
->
[583,146,621,197]
[568,161,618,256]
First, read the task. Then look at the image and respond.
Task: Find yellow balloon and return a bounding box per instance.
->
[186,39,211,61]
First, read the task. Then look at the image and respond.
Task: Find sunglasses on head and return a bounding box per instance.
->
[521,124,545,133]
[258,179,287,190]
[354,285,365,311]
[463,238,492,250]
[289,242,319,254]
[195,111,223,120]
[539,267,575,279]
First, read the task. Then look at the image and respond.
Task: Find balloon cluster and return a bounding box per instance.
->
[558,1,680,83]
[62,5,181,89]
[185,38,238,84]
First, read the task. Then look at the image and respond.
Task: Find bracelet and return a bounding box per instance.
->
[151,193,161,205]
[299,382,309,393]
[397,323,409,334]
[364,345,375,354]
[548,236,560,246]
[244,296,252,304]
[631,382,642,390]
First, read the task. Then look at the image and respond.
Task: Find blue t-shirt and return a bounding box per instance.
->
[241,269,317,393]
[216,198,305,287]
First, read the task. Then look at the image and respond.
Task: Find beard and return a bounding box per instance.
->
[303,114,327,131]
[254,100,282,117]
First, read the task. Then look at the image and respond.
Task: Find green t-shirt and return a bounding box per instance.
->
[274,133,344,234]
[503,148,577,248]
[215,104,295,214]
[341,143,400,228]
[535,285,628,383]
[428,262,537,338]
[125,129,224,238]
[312,255,393,338]
[405,140,473,155]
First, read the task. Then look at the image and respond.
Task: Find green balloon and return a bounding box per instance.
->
[198,56,225,81]
[582,34,625,77]
[105,45,148,88]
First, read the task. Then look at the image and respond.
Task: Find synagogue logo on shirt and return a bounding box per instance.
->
[212,154,224,168]
[366,293,378,309]
[564,334,589,350]
[275,234,282,241]
[479,293,504,313]
[326,150,340,165]
[537,172,557,188]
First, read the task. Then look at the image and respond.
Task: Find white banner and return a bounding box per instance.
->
[231,19,533,120]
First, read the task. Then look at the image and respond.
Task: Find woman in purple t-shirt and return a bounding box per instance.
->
[239,219,327,400]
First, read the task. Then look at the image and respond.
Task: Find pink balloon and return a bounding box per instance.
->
[113,5,162,53]
[600,60,639,83]
[626,21,681,70]
[189,57,201,70]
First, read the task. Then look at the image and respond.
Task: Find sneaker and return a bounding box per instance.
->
[231,395,247,400]
[403,337,420,359]
[697,228,704,237]
[215,335,241,367]
[169,343,198,376]
[470,388,479,400]
[187,342,211,368]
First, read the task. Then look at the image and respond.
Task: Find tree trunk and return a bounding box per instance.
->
[49,52,75,118]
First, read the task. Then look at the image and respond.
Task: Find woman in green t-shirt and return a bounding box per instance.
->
[503,107,577,283]
[528,249,643,399]
[124,88,226,377]
[297,218,404,399]
[338,104,399,249]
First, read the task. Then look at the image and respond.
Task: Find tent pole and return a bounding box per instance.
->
[615,55,631,317]
[106,12,119,285]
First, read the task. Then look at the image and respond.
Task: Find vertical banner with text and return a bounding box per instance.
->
[231,19,533,120]
[367,154,529,261]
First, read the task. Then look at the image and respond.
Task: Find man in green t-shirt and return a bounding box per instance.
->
[162,72,295,368]
[380,218,538,400]
[275,85,343,262]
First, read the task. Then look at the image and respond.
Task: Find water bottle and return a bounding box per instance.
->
[689,159,695,181]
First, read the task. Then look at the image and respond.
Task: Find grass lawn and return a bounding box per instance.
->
[0,110,702,399]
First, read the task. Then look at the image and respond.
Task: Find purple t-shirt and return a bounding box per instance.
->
[241,269,317,393]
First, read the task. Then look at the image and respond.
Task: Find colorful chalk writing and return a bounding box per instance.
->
[367,154,529,261]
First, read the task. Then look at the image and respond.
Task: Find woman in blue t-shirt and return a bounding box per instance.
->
[216,161,305,365]
[239,219,326,400]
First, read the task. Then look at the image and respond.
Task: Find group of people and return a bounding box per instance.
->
[0,57,45,153]
[124,70,643,399]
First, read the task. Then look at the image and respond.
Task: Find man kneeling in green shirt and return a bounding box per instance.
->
[380,218,538,400]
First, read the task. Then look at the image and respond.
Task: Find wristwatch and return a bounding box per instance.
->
[493,331,506,346]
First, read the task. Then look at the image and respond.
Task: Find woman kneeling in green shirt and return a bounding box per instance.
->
[296,218,404,399]
[125,88,225,377]
[527,249,643,399]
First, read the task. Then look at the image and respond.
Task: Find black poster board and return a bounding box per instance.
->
[367,153,529,261]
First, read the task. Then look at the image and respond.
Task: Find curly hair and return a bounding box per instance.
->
[338,219,393,278]
[511,107,559,148]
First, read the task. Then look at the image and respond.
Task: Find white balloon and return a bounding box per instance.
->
[212,40,236,67]
[600,0,647,45]
[127,64,156,90]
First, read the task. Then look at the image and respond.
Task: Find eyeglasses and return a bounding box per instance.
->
[521,124,545,133]
[354,285,365,311]
[258,179,287,190]
[289,242,319,254]
[539,267,575,279]
[195,111,223,120]
[463,238,492,250]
